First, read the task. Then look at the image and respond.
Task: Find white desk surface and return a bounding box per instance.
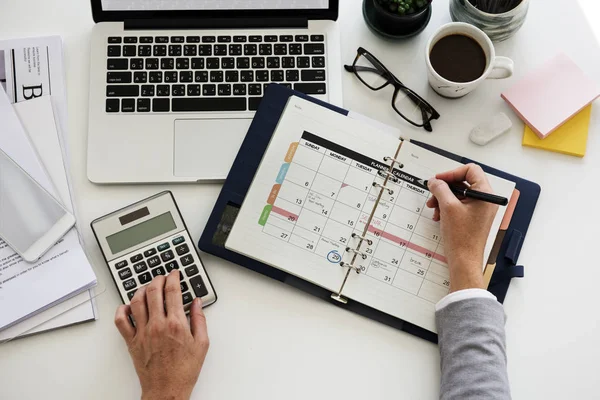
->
[1,0,600,399]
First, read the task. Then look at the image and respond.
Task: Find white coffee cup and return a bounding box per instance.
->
[425,22,514,98]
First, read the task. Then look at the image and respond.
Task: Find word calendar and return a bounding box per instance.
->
[258,131,450,304]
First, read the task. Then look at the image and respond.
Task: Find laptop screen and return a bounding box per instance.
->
[101,0,329,11]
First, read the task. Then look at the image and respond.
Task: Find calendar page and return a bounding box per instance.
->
[226,96,515,333]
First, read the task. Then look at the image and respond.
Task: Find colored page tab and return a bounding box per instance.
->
[267,184,281,205]
[276,163,289,184]
[285,142,299,163]
[258,205,273,226]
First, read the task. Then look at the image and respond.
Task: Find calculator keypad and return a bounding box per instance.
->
[111,232,214,311]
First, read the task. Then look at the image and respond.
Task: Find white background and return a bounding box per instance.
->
[1,0,600,399]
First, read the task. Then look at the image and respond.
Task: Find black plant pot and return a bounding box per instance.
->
[364,0,432,39]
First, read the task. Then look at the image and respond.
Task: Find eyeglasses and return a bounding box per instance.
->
[345,47,440,132]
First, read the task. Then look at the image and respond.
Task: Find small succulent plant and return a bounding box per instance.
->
[376,0,431,15]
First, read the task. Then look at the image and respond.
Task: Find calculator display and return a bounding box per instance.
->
[106,212,177,254]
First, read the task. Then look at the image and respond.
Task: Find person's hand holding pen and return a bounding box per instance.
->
[426,164,499,293]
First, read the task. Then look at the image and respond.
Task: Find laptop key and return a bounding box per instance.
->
[282,57,295,69]
[198,45,212,56]
[249,35,262,42]
[152,98,170,112]
[106,99,120,112]
[311,34,325,42]
[203,84,216,96]
[141,85,155,96]
[233,84,246,96]
[248,84,262,96]
[157,85,170,96]
[164,71,178,83]
[156,36,169,43]
[138,45,152,56]
[251,57,265,69]
[160,58,174,70]
[304,44,325,55]
[233,35,247,43]
[226,71,239,82]
[153,45,167,56]
[259,44,272,55]
[264,35,277,42]
[171,36,184,43]
[271,70,284,82]
[240,70,254,82]
[184,45,197,56]
[121,99,135,112]
[218,84,231,96]
[279,35,293,42]
[301,69,326,81]
[145,58,159,69]
[244,44,257,56]
[137,98,151,112]
[176,58,190,69]
[297,56,310,68]
[221,57,235,69]
[186,36,200,43]
[210,71,224,82]
[172,98,247,112]
[274,44,287,55]
[130,58,144,70]
[229,44,242,56]
[134,72,147,83]
[187,84,201,96]
[124,37,137,43]
[107,45,121,57]
[123,45,137,57]
[266,57,280,69]
[180,71,193,82]
[107,72,132,83]
[289,44,302,55]
[107,58,128,70]
[202,36,216,43]
[169,45,182,56]
[195,71,208,82]
[140,36,153,43]
[286,70,299,82]
[191,58,205,69]
[106,85,139,97]
[217,36,231,43]
[236,57,250,69]
[312,56,326,68]
[214,45,227,56]
[295,35,309,42]
[294,83,326,95]
[172,85,185,96]
[149,71,163,83]
[249,97,262,111]
[207,58,220,69]
[256,70,269,82]
[108,37,122,44]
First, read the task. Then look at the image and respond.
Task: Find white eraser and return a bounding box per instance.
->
[470,113,513,146]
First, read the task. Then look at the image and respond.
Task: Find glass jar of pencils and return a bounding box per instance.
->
[449,0,529,42]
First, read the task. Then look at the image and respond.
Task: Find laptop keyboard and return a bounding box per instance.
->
[105,34,327,113]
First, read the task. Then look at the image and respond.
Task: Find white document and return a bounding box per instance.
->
[0,87,97,331]
[226,97,515,333]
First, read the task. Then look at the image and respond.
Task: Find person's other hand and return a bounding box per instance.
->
[426,164,499,293]
[114,271,209,400]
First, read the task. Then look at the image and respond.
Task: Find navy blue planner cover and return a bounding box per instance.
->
[199,84,541,343]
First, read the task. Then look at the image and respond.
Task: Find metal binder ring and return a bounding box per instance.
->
[345,247,368,260]
[383,157,404,169]
[372,182,394,195]
[351,233,373,246]
[377,170,400,183]
[339,261,362,274]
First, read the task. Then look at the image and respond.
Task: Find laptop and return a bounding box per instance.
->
[87,0,343,184]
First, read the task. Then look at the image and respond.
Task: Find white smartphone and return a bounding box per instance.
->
[0,148,75,262]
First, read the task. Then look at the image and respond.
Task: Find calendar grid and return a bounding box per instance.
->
[260,131,451,305]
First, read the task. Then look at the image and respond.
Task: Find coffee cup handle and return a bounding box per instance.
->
[487,57,514,79]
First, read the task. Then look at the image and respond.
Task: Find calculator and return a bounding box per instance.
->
[91,191,217,311]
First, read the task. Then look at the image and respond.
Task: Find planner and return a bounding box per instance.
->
[226,96,515,333]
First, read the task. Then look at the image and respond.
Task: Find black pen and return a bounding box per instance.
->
[418,179,509,206]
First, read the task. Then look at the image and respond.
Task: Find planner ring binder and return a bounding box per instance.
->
[331,141,406,304]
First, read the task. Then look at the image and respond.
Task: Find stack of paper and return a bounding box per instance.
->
[501,53,599,157]
[0,36,99,342]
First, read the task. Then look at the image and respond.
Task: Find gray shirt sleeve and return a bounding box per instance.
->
[436,297,511,400]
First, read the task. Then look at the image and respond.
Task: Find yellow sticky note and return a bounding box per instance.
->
[522,105,592,157]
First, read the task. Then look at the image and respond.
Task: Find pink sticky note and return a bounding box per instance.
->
[501,53,600,139]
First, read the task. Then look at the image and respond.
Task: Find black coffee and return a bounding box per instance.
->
[430,34,487,83]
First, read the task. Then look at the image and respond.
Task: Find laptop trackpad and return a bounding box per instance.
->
[174,119,250,179]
